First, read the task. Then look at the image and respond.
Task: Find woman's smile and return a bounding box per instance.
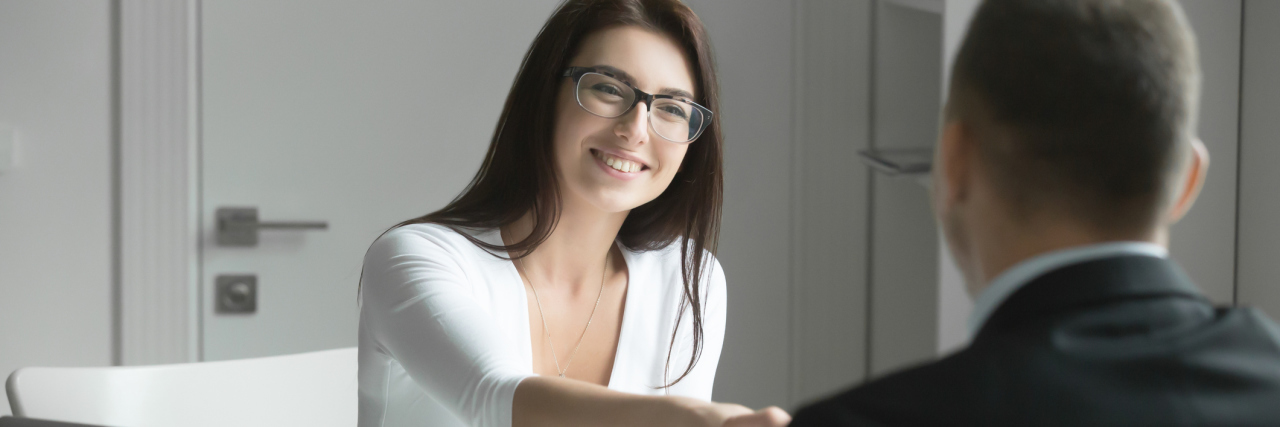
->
[590,148,650,180]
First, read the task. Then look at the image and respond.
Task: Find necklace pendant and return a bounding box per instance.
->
[558,373,566,379]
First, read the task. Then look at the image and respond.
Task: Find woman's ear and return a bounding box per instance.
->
[1166,138,1209,224]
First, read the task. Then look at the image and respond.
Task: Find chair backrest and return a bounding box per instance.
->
[6,347,356,427]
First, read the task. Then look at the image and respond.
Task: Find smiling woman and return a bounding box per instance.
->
[355,1,787,427]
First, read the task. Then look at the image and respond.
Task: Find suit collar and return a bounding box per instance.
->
[968,242,1169,335]
[973,255,1208,341]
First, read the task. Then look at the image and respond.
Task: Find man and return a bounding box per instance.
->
[791,0,1280,425]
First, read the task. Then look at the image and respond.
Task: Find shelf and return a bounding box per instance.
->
[858,147,933,177]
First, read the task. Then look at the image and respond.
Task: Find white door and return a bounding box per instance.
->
[200,0,563,361]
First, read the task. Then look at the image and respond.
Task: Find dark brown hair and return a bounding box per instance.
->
[949,0,1199,231]
[393,0,721,387]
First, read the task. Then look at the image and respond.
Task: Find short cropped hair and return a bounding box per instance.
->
[948,0,1200,232]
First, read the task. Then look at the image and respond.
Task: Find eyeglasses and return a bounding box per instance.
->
[563,66,713,144]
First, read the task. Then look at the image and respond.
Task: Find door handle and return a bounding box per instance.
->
[216,206,328,246]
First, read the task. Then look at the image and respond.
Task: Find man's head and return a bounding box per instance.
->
[934,0,1210,292]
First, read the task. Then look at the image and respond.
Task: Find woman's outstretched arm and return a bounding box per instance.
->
[362,228,536,427]
[362,226,788,427]
[514,376,789,427]
[511,256,785,427]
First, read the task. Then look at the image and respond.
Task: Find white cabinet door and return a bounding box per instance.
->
[200,0,562,361]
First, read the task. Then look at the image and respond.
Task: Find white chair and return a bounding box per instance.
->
[6,347,356,427]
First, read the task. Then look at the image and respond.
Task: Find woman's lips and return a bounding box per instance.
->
[591,149,648,180]
[593,149,648,173]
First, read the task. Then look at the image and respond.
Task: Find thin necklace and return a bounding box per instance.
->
[517,250,609,379]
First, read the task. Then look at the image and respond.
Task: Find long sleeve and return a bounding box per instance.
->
[359,227,533,427]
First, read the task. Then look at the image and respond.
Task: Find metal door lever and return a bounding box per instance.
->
[249,220,328,230]
[216,207,328,246]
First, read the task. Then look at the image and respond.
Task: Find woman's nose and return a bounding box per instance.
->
[614,102,650,146]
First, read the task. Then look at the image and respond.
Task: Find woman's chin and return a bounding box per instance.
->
[568,187,651,214]
[589,196,647,214]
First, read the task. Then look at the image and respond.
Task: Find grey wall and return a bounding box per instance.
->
[694,0,886,408]
[868,1,942,377]
[1237,0,1280,317]
[0,0,114,416]
[684,0,798,409]
[1168,0,1242,304]
[790,0,875,405]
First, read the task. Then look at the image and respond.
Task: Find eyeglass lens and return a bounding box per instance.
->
[575,72,706,143]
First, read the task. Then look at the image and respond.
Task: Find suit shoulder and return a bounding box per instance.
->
[792,349,993,426]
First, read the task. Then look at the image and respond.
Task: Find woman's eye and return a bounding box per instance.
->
[660,105,689,119]
[591,84,624,97]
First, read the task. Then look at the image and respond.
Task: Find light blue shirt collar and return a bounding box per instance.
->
[967,241,1169,336]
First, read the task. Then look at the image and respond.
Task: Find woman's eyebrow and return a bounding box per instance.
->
[593,65,637,84]
[593,64,695,99]
[660,87,695,99]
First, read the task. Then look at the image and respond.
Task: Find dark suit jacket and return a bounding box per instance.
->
[790,255,1280,426]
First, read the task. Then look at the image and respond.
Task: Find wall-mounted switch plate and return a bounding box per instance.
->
[0,126,13,174]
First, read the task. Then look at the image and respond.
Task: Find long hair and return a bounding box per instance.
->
[392,0,722,388]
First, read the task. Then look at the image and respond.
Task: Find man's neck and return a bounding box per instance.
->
[968,218,1164,295]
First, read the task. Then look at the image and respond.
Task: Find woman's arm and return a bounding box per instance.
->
[363,227,787,427]
[362,228,535,427]
[510,257,787,427]
[514,376,788,427]
[513,376,730,426]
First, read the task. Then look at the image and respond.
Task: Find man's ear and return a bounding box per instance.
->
[936,120,974,209]
[1166,138,1209,224]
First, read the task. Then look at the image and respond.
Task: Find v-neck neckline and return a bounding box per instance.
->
[484,227,634,390]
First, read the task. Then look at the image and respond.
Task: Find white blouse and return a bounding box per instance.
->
[357,223,727,427]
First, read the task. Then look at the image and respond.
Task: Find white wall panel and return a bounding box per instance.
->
[119,0,198,366]
[0,0,114,415]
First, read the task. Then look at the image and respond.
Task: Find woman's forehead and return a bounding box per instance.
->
[572,26,696,97]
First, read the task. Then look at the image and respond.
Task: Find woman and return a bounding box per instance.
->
[358,1,788,426]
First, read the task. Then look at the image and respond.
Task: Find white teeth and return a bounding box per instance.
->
[596,150,643,173]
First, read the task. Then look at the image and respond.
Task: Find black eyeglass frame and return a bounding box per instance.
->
[562,66,714,143]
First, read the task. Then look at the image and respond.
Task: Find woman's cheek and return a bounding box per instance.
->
[655,151,684,188]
